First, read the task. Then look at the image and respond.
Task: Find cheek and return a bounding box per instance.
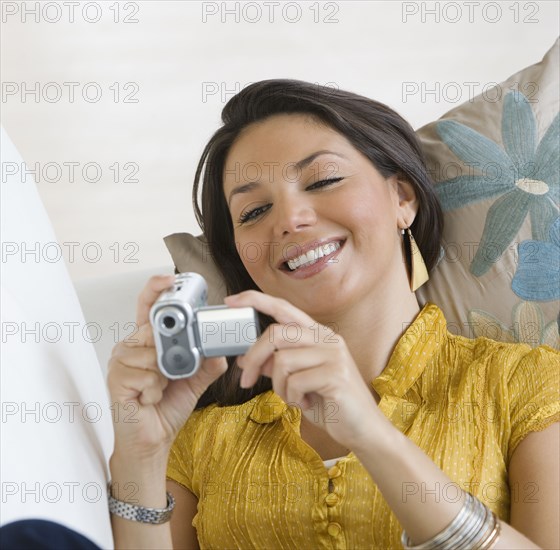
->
[338,185,394,230]
[233,232,271,280]
[342,189,399,251]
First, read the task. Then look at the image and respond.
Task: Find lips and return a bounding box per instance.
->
[278,238,346,272]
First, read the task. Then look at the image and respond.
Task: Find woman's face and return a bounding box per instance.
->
[223,114,417,319]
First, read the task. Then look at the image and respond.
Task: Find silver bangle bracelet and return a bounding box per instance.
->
[107,482,175,524]
[401,491,501,550]
[401,492,472,549]
[433,492,475,549]
[453,497,487,548]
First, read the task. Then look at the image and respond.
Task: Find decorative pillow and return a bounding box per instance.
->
[164,233,226,305]
[165,39,559,350]
[415,38,559,349]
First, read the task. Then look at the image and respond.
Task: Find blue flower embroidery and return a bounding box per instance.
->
[435,91,559,277]
[512,218,560,301]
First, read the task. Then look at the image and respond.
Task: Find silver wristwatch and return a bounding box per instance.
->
[107,483,175,524]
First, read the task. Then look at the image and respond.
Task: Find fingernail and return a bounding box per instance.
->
[239,371,249,388]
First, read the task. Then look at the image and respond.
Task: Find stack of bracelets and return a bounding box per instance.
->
[401,492,501,549]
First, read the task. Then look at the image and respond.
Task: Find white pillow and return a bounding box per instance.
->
[0,127,114,549]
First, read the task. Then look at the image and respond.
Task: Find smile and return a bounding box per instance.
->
[280,239,345,273]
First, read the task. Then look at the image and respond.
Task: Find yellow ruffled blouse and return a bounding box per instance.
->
[167,303,559,549]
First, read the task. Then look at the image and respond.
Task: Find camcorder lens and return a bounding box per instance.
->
[155,306,186,337]
[163,316,176,330]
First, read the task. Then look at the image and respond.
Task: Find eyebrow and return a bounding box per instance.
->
[227,150,347,206]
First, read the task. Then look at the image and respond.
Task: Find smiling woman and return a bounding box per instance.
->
[106,80,559,550]
[191,81,445,408]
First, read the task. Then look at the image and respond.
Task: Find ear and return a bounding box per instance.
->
[389,173,418,229]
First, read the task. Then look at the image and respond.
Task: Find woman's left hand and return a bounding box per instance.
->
[224,290,383,451]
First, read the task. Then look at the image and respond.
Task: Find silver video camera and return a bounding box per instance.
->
[150,272,260,379]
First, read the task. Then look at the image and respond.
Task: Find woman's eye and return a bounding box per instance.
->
[306,177,344,191]
[238,204,271,224]
[236,177,344,224]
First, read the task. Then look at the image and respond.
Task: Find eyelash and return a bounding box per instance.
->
[237,177,344,225]
[238,204,271,224]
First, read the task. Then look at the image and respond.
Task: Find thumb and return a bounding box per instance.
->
[158,357,229,436]
[187,356,229,401]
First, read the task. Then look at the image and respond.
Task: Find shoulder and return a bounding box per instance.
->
[433,316,559,461]
[414,304,559,407]
[441,326,559,426]
[444,327,559,382]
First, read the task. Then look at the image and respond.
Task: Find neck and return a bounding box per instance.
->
[315,280,421,391]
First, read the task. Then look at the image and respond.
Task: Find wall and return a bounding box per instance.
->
[2,0,558,281]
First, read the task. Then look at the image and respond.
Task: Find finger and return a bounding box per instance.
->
[136,274,176,327]
[121,323,150,347]
[138,382,164,407]
[224,290,315,327]
[165,356,228,406]
[198,356,229,386]
[284,366,331,411]
[119,323,155,349]
[108,353,169,392]
[111,324,154,352]
[111,343,160,373]
[265,349,316,403]
[107,363,167,405]
[260,355,275,379]
[241,345,326,389]
[270,351,288,400]
[239,325,322,388]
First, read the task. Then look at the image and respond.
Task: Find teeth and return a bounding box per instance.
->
[286,241,341,271]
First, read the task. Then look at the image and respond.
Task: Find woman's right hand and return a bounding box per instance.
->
[107,274,228,458]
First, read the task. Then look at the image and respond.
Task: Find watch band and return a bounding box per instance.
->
[107,483,175,524]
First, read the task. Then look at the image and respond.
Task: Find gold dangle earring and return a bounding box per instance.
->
[402,227,429,292]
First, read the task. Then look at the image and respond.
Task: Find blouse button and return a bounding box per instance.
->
[325,493,339,506]
[327,466,341,479]
[327,522,342,537]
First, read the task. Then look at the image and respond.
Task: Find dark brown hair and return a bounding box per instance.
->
[192,79,443,409]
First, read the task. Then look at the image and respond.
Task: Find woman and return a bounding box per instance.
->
[107,80,559,549]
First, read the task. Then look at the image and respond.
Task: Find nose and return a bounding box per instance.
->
[273,192,317,238]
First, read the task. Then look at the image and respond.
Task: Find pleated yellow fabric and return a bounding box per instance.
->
[167,303,559,550]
